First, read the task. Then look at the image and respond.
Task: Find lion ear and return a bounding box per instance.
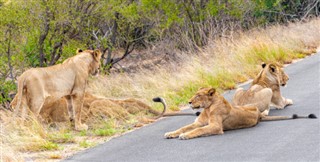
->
[93,49,102,62]
[207,88,216,96]
[261,63,266,68]
[269,64,276,72]
[76,48,83,54]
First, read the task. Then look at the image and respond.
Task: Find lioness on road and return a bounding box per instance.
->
[11,49,102,131]
[164,87,316,140]
[232,63,293,116]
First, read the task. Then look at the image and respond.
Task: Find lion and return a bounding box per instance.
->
[37,92,163,125]
[11,49,102,131]
[232,63,293,116]
[164,87,316,140]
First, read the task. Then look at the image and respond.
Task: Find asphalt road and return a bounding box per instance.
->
[65,53,320,162]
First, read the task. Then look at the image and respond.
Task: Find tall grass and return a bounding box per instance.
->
[1,18,320,161]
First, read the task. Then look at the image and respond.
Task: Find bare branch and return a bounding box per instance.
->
[301,0,320,20]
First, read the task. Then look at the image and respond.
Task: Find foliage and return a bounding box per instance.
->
[0,0,319,104]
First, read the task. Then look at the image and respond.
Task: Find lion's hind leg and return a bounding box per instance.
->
[240,106,260,127]
[28,95,46,123]
[253,88,272,115]
[29,97,45,115]
[13,95,29,119]
[232,87,245,106]
[224,107,259,130]
[65,95,74,122]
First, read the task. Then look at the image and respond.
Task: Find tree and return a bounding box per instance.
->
[0,0,27,106]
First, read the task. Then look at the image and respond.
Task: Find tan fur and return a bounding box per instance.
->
[10,49,102,131]
[232,63,293,115]
[164,87,264,140]
[30,92,160,125]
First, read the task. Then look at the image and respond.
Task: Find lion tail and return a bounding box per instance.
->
[12,76,26,114]
[152,97,167,119]
[261,114,317,121]
[152,97,200,119]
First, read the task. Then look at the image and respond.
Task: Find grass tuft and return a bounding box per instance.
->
[48,132,75,143]
[79,140,96,148]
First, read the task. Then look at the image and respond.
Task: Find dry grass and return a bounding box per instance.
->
[1,18,320,161]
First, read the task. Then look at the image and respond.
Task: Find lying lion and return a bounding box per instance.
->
[164,87,316,140]
[232,63,293,115]
[38,92,163,125]
[11,49,102,131]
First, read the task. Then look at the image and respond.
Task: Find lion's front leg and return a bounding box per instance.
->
[179,116,223,140]
[164,122,203,139]
[271,91,293,109]
[178,125,223,140]
[72,94,88,131]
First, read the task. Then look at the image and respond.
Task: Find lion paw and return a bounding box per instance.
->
[164,131,180,139]
[75,123,88,131]
[286,99,293,105]
[178,133,190,140]
[261,109,270,116]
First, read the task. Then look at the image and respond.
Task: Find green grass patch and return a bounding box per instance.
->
[92,120,118,136]
[295,53,306,59]
[48,132,75,143]
[239,43,298,65]
[93,128,116,136]
[167,68,238,107]
[79,140,95,148]
[167,82,201,108]
[40,141,59,151]
[78,130,88,136]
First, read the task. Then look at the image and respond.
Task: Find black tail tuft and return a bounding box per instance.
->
[308,114,317,119]
[292,114,298,119]
[195,112,201,116]
[152,97,162,102]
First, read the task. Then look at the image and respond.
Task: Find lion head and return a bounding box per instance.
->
[188,87,216,109]
[89,49,102,76]
[261,63,289,86]
[77,49,102,76]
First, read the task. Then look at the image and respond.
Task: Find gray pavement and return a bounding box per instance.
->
[65,53,320,162]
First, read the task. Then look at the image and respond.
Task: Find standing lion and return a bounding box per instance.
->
[11,49,102,131]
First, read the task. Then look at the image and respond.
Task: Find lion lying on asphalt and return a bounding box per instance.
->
[232,63,293,115]
[11,49,102,131]
[164,87,316,140]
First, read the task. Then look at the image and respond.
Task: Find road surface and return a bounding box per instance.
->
[66,53,320,162]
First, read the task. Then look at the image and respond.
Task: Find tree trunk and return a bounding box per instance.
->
[6,28,14,83]
[104,12,119,67]
[39,1,50,67]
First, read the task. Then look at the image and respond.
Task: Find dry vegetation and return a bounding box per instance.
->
[92,18,320,108]
[1,19,320,161]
